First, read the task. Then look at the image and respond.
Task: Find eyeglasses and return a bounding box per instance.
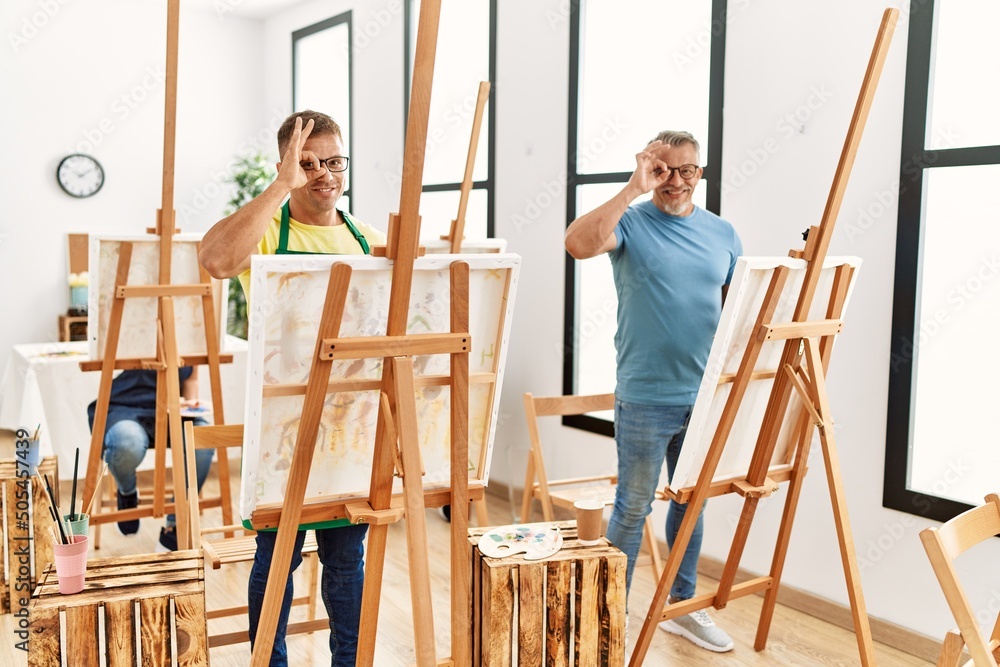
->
[654,164,700,179]
[301,156,350,173]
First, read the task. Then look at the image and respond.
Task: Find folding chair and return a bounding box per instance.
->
[920,493,1000,667]
[519,392,663,582]
[183,422,324,648]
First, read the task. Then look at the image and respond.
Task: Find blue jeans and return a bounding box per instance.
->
[605,400,704,600]
[103,418,214,526]
[248,524,368,667]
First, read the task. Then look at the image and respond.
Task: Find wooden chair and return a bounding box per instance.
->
[920,493,1000,667]
[519,392,664,582]
[183,422,324,648]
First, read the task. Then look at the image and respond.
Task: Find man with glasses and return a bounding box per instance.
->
[201,110,385,667]
[565,130,742,653]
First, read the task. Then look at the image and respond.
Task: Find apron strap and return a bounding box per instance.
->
[278,201,369,255]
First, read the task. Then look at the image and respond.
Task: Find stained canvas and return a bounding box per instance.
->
[669,256,861,493]
[240,253,520,523]
[89,233,227,360]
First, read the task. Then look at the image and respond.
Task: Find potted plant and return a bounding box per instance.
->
[224,152,275,338]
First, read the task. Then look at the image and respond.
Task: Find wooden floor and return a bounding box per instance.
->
[0,462,934,666]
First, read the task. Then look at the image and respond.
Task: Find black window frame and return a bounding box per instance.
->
[292,12,355,205]
[884,0,1000,522]
[562,0,729,436]
[403,0,497,238]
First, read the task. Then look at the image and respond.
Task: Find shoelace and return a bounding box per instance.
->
[690,609,714,627]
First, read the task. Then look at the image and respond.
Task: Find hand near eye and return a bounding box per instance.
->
[275,117,319,191]
[628,140,672,195]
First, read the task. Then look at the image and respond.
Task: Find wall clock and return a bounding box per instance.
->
[57,153,105,198]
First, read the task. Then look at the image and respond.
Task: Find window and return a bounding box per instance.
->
[293,12,353,209]
[405,0,495,241]
[885,0,1000,521]
[563,0,728,434]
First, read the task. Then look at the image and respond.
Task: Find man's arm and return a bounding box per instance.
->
[180,367,199,402]
[199,117,317,279]
[199,180,291,278]
[564,141,671,260]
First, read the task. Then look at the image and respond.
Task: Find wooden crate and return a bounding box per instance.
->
[0,456,59,617]
[469,521,626,667]
[28,550,209,667]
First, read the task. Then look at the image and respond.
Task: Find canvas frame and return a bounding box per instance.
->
[669,255,862,494]
[88,233,228,360]
[240,252,520,524]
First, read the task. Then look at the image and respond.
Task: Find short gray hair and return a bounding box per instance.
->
[649,130,701,162]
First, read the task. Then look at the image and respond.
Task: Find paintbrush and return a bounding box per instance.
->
[43,474,69,543]
[32,423,40,441]
[48,505,68,545]
[83,462,108,518]
[69,448,79,522]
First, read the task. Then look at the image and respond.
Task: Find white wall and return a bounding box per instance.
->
[1,0,268,361]
[5,0,997,645]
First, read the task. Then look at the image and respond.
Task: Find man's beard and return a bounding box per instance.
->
[659,191,692,216]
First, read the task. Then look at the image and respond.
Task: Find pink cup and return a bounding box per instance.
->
[52,534,89,594]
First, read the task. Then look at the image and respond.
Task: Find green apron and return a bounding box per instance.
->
[276,200,370,255]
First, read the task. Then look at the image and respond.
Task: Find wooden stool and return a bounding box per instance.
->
[469,520,627,667]
[28,549,209,666]
[0,456,59,617]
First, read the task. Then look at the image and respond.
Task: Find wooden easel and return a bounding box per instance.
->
[441,80,491,253]
[80,0,232,548]
[628,8,899,666]
[249,1,474,665]
[441,80,492,527]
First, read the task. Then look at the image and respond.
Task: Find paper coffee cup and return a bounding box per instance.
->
[574,499,605,546]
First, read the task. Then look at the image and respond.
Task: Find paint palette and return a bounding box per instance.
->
[477,523,563,561]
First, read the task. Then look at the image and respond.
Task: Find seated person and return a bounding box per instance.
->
[87,366,214,551]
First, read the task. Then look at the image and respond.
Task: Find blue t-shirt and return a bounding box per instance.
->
[610,201,742,406]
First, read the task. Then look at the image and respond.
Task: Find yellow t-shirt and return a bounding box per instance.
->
[237,208,387,297]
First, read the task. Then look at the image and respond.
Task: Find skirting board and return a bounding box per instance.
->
[695,555,942,663]
[500,479,942,663]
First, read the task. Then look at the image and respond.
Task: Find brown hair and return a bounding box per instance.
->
[277,110,342,157]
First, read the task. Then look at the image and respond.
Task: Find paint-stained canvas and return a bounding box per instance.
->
[669,256,861,493]
[89,234,226,360]
[240,253,520,523]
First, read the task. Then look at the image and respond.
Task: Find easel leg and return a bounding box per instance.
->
[356,373,404,667]
[82,243,133,515]
[755,410,814,650]
[806,339,876,666]
[160,297,190,550]
[391,357,437,666]
[449,260,472,666]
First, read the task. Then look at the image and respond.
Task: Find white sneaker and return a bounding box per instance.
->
[659,608,734,653]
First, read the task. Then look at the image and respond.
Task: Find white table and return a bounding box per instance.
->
[0,337,247,474]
